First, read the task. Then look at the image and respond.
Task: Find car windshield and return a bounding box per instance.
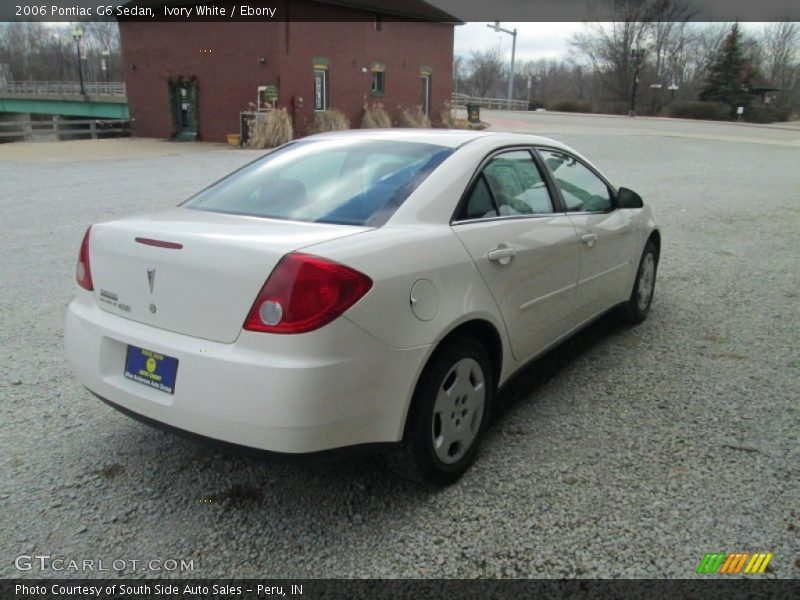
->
[184,139,453,226]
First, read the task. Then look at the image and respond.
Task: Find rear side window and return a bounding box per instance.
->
[185,140,453,226]
[483,150,553,215]
[456,149,554,221]
[460,176,497,220]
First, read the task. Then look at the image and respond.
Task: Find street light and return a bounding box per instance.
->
[101,49,111,86]
[72,27,85,95]
[487,21,517,110]
[629,47,645,116]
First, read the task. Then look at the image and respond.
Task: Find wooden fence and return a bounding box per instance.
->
[0,117,130,141]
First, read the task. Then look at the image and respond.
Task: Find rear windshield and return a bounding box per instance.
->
[184,139,453,226]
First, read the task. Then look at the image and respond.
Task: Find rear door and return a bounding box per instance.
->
[452,148,581,362]
[537,148,639,322]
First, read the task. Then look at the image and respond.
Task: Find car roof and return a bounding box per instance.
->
[301,129,570,151]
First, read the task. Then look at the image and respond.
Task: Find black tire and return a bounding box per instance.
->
[387,335,494,486]
[619,239,658,324]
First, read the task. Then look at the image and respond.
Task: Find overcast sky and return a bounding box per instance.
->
[454,21,767,64]
[454,22,585,62]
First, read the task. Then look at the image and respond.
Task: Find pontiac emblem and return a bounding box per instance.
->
[147,268,156,294]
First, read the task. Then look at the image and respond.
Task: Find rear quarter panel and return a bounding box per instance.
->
[306,225,514,381]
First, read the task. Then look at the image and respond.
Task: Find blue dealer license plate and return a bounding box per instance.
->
[124,346,179,394]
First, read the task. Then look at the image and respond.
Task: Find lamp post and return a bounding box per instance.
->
[72,27,85,95]
[101,49,110,86]
[487,21,517,110]
[629,47,645,116]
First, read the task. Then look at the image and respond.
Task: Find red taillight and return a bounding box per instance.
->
[244,253,372,334]
[76,226,93,291]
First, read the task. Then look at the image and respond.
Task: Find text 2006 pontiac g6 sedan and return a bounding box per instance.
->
[66,130,659,484]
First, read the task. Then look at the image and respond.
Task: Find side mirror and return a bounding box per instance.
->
[617,187,643,209]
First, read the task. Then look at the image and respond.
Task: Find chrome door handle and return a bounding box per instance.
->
[581,233,598,247]
[487,246,516,264]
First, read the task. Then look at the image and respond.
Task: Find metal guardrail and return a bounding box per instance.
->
[0,117,130,141]
[0,81,126,96]
[451,93,529,111]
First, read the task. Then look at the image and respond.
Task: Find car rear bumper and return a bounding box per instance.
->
[65,291,429,453]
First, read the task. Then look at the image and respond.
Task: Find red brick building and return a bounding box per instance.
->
[118,1,458,142]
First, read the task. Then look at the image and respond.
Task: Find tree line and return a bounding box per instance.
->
[0,22,121,84]
[456,9,799,122]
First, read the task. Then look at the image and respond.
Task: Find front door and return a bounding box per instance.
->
[452,149,581,361]
[537,148,639,322]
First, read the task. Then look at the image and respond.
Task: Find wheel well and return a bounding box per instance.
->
[648,230,661,261]
[435,319,503,386]
[400,319,504,440]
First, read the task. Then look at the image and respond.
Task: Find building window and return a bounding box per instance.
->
[371,63,385,96]
[314,67,329,111]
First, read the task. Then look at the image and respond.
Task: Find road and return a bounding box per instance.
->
[0,117,798,578]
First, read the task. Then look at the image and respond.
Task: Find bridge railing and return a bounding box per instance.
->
[451,93,529,111]
[0,117,130,141]
[0,81,126,96]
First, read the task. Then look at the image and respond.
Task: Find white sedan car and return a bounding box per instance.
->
[65,130,659,485]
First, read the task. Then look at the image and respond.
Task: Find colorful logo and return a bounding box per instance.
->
[697,552,773,575]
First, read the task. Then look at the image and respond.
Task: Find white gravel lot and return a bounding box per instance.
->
[0,118,798,579]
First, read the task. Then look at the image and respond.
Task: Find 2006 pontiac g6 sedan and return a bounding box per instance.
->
[65,130,660,485]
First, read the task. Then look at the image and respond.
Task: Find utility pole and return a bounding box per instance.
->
[629,47,645,117]
[488,22,517,110]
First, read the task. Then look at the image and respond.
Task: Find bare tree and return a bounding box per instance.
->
[463,47,505,97]
[759,20,800,108]
[0,21,122,83]
[568,0,656,103]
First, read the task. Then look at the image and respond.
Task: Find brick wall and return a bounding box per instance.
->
[119,6,453,142]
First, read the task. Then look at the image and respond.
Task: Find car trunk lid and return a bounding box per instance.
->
[89,207,369,343]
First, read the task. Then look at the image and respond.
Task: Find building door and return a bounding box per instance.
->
[170,80,197,140]
[420,74,431,115]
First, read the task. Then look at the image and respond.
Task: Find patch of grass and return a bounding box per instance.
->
[551,99,593,113]
[668,101,731,121]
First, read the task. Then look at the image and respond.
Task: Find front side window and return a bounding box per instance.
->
[185,140,453,227]
[539,149,611,212]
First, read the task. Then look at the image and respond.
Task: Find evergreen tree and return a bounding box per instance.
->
[700,24,757,107]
